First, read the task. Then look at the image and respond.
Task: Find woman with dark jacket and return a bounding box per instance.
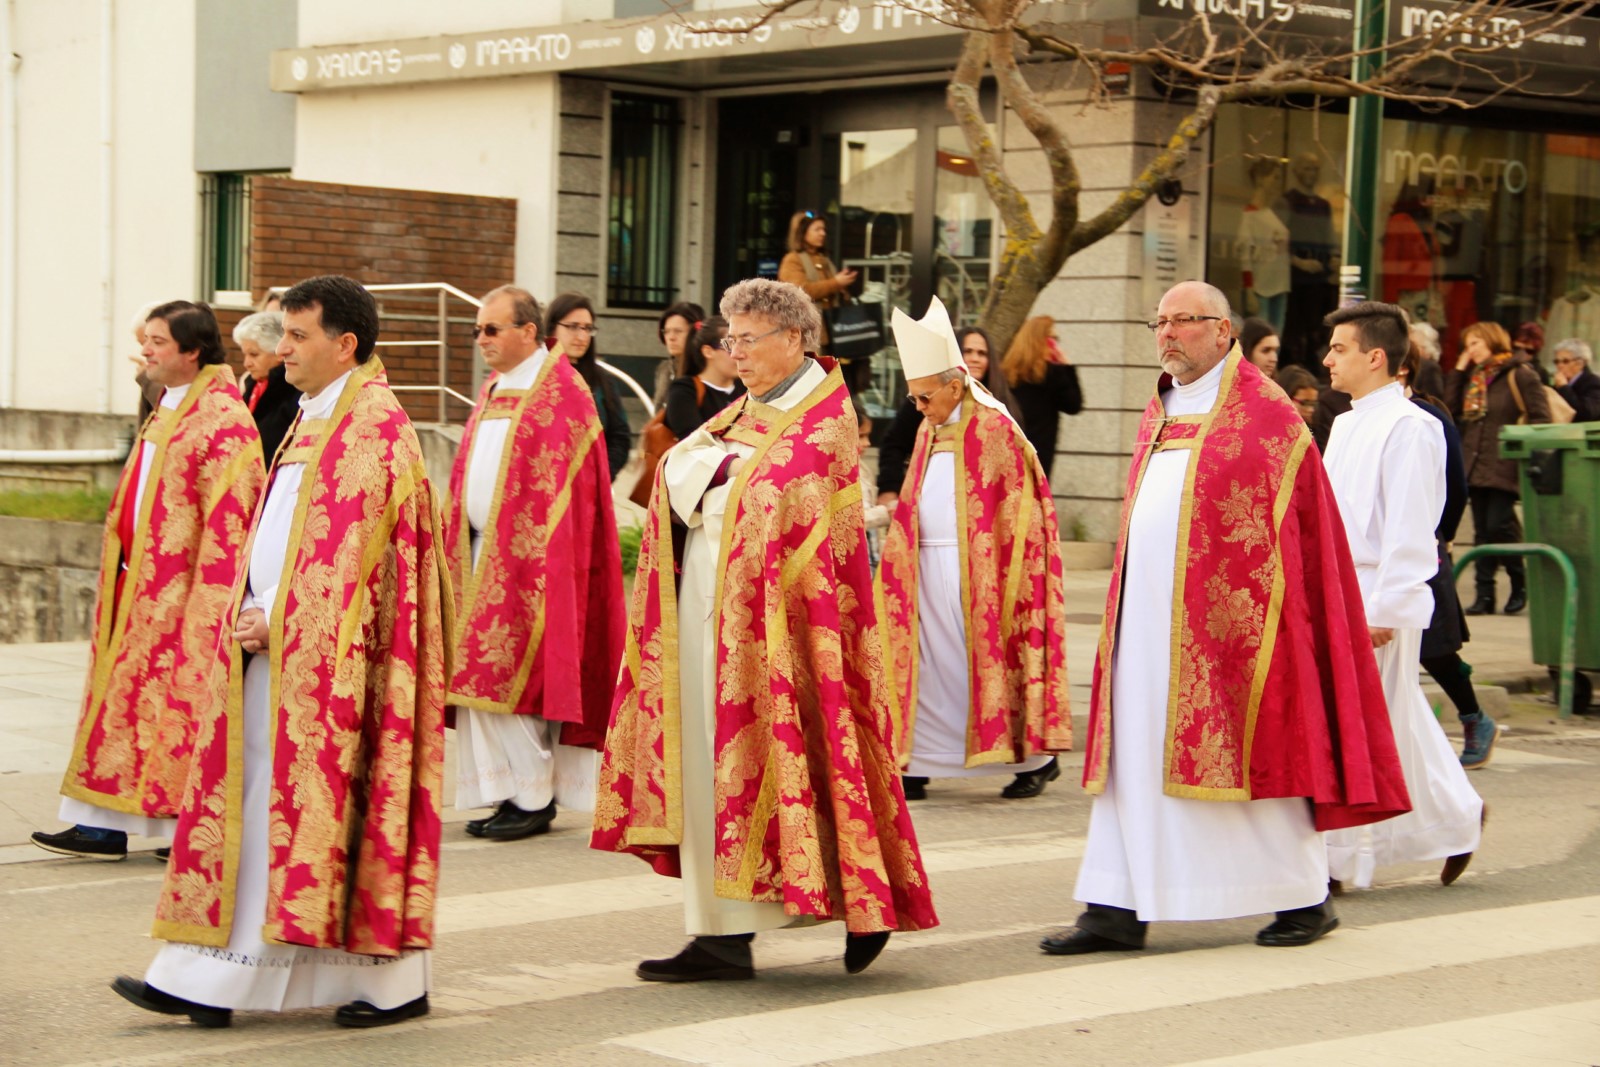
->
[665,318,744,439]
[1444,320,1551,616]
[1399,345,1497,767]
[999,315,1082,480]
[877,325,1020,500]
[232,311,300,464]
[545,291,631,482]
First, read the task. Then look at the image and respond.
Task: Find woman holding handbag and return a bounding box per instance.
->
[779,211,864,391]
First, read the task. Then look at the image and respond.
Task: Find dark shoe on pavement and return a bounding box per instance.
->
[1464,593,1495,616]
[153,847,171,862]
[637,937,755,982]
[1502,588,1527,615]
[901,776,928,801]
[844,931,890,974]
[1459,712,1498,769]
[1039,927,1144,956]
[111,976,231,1028]
[1000,757,1061,799]
[1255,913,1339,947]
[480,800,556,841]
[1442,802,1488,886]
[465,800,513,838]
[334,994,430,1029]
[1328,879,1344,897]
[32,827,128,861]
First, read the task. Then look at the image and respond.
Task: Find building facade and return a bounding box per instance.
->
[4,0,1598,544]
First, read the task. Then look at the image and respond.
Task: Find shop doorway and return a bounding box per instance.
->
[715,85,996,418]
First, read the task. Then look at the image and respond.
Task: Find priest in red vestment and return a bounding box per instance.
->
[34,302,263,862]
[875,297,1071,802]
[443,285,625,841]
[1041,281,1410,958]
[116,275,450,1030]
[592,278,937,982]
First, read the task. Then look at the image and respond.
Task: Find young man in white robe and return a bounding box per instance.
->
[1321,301,1484,890]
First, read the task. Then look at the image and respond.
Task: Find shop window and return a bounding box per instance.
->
[607,93,681,309]
[1209,103,1600,375]
[1207,105,1349,373]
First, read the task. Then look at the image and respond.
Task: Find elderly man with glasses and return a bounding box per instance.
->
[874,297,1071,804]
[593,278,937,983]
[1553,339,1600,422]
[1040,280,1408,958]
[442,285,625,844]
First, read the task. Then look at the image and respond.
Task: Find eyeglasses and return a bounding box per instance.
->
[557,321,598,335]
[909,380,956,407]
[472,321,527,339]
[1146,314,1222,332]
[720,326,785,353]
[1554,355,1581,364]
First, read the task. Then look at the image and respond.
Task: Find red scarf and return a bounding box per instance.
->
[1461,351,1516,420]
[246,378,267,413]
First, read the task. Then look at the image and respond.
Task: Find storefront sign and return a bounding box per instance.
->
[1143,196,1195,314]
[270,2,961,93]
[1138,0,1355,38]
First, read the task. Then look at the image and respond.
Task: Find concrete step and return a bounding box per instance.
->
[1422,681,1512,720]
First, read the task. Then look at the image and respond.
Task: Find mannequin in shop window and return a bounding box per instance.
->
[1236,157,1292,335]
[1278,153,1339,371]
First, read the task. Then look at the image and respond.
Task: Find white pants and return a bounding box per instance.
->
[904,544,1052,779]
[454,710,598,813]
[1326,629,1483,888]
[57,795,174,839]
[144,655,429,1011]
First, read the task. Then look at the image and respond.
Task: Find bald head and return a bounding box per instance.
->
[1153,281,1234,385]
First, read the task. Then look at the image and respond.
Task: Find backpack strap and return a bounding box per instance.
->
[1507,366,1528,422]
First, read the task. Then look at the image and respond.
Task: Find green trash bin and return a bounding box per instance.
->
[1498,423,1600,677]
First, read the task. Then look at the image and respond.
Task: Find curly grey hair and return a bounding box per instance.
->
[233,310,285,351]
[719,278,822,351]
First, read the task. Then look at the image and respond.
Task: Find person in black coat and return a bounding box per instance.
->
[232,311,300,464]
[664,318,744,439]
[1553,339,1600,422]
[545,292,632,482]
[998,315,1082,481]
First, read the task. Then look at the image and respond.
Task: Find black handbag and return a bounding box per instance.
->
[826,302,884,362]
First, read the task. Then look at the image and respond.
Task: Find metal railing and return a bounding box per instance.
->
[365,282,653,422]
[1452,542,1581,719]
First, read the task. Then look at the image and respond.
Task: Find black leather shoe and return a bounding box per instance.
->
[1001,757,1061,799]
[901,776,928,801]
[1255,914,1340,947]
[465,801,512,838]
[1502,589,1527,615]
[334,994,429,1029]
[480,801,556,841]
[1464,593,1495,616]
[111,976,231,1028]
[844,931,890,974]
[153,847,171,862]
[1039,927,1143,956]
[32,827,127,860]
[637,937,755,982]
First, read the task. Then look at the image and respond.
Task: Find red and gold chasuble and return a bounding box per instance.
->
[1083,349,1409,831]
[62,364,263,820]
[443,352,624,747]
[875,390,1072,767]
[153,358,452,957]
[591,359,938,934]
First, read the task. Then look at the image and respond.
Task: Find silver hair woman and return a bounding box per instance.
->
[233,311,286,389]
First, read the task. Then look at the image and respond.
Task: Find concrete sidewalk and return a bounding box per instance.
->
[0,567,1581,863]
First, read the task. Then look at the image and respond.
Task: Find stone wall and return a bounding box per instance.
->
[0,517,102,644]
[1004,72,1208,544]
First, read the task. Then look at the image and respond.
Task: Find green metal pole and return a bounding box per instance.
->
[1341,0,1386,304]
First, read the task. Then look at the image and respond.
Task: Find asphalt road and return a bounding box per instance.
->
[3,563,1597,1066]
